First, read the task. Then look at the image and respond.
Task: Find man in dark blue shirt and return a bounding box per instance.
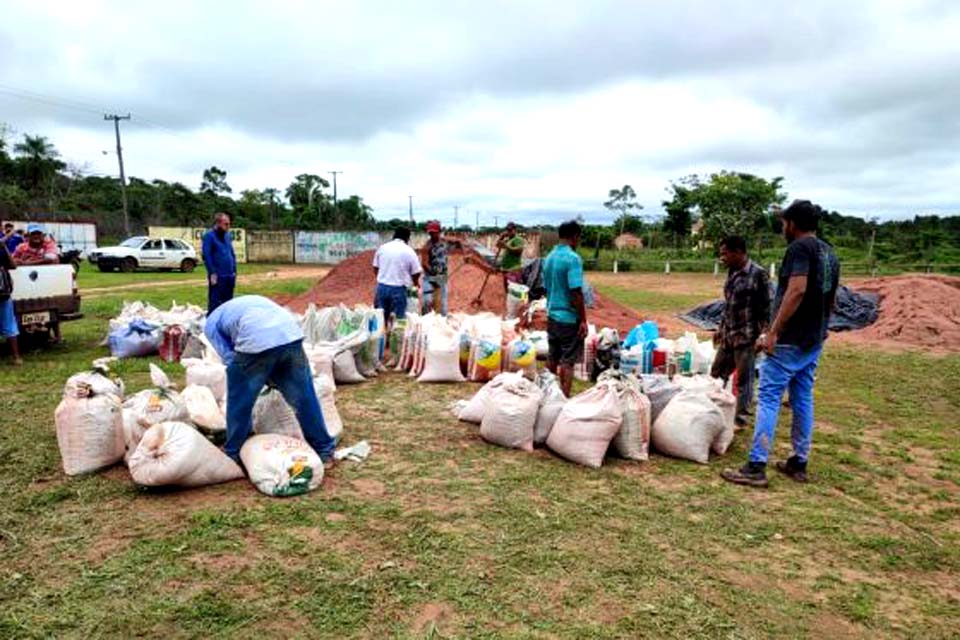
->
[722,200,839,488]
[202,212,237,313]
[2,223,24,255]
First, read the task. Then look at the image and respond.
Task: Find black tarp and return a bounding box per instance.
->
[679,285,879,332]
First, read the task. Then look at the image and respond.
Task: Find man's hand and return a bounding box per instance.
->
[210,273,218,286]
[578,320,588,339]
[756,331,777,355]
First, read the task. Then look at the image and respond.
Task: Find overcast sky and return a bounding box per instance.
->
[1,0,958,226]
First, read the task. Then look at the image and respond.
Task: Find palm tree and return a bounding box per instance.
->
[14,135,65,192]
[285,174,329,226]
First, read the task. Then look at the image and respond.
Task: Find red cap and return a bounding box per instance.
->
[426,221,441,233]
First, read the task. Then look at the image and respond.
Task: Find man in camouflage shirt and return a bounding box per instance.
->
[712,235,771,427]
[420,221,460,315]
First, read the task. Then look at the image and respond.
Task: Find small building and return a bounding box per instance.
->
[613,232,643,250]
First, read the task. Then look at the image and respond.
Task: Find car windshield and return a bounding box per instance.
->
[120,237,146,248]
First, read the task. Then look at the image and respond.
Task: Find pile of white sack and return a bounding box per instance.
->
[54,342,352,498]
[456,368,736,467]
[391,311,545,383]
[105,300,207,359]
[299,304,385,384]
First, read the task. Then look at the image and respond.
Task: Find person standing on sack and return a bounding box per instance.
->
[0,244,22,366]
[205,295,336,467]
[202,212,237,314]
[711,235,771,429]
[373,227,421,324]
[542,220,588,397]
[722,200,839,488]
[496,222,525,292]
[419,220,462,316]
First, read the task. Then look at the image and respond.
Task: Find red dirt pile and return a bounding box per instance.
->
[283,247,645,334]
[842,274,960,352]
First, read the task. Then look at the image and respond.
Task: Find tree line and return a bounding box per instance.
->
[1,128,957,263]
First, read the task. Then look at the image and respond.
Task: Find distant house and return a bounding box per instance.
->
[614,232,643,250]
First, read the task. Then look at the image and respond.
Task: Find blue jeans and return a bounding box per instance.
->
[748,343,823,464]
[375,283,408,320]
[224,340,335,462]
[208,275,236,313]
[422,277,448,316]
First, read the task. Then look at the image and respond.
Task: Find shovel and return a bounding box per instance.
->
[470,248,502,309]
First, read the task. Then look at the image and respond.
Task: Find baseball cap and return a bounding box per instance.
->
[426,221,441,233]
[27,223,44,234]
[506,221,517,230]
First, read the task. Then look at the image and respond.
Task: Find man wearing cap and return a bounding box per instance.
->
[496,222,525,291]
[12,224,59,265]
[2,223,24,255]
[419,221,461,315]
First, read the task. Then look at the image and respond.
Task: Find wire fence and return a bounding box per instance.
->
[582,258,960,276]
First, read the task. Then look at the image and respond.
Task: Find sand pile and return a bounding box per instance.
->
[283,247,644,334]
[843,274,960,352]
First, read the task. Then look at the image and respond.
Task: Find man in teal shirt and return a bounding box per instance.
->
[542,220,588,396]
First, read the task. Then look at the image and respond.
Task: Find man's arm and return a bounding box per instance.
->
[762,275,806,353]
[756,271,772,332]
[201,232,215,276]
[204,318,236,366]
[570,288,588,337]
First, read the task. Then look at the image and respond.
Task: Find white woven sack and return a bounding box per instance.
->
[709,386,737,455]
[129,422,243,487]
[63,365,125,399]
[121,366,190,463]
[546,382,623,468]
[253,388,303,439]
[181,384,226,432]
[182,358,227,402]
[612,383,652,461]
[479,375,542,452]
[314,375,343,440]
[333,349,366,384]
[303,344,337,386]
[241,434,324,497]
[418,326,466,383]
[458,373,515,423]
[651,390,725,464]
[534,372,567,445]
[55,389,124,476]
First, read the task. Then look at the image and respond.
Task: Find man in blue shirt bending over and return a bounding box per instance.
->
[542,220,588,397]
[205,295,336,465]
[202,212,237,313]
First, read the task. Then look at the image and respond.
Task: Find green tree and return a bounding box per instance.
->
[661,181,694,244]
[13,134,66,194]
[603,185,644,238]
[286,174,330,228]
[663,172,785,248]
[200,166,232,196]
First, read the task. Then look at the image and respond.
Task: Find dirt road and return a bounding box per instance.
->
[83,265,329,298]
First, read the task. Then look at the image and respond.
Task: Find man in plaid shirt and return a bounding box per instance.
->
[711,236,770,427]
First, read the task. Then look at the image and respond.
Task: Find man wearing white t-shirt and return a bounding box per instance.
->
[372,227,421,322]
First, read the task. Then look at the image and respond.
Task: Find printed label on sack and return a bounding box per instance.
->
[274,454,315,497]
[147,394,163,413]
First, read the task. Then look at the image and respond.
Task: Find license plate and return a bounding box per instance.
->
[20,311,51,325]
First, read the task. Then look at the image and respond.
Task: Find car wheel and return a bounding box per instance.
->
[180,258,197,273]
[120,257,137,273]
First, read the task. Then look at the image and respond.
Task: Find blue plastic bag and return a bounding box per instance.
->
[109,319,162,358]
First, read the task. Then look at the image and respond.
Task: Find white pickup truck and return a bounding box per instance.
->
[10,264,83,340]
[88,236,199,273]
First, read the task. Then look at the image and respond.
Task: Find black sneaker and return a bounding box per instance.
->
[775,456,808,483]
[720,462,769,488]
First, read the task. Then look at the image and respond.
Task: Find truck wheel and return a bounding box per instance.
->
[180,259,197,273]
[98,264,111,272]
[120,257,137,273]
[71,258,81,274]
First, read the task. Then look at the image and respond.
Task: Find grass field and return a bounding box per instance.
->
[1,273,958,638]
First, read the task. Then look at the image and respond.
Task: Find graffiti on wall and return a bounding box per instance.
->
[295,231,383,264]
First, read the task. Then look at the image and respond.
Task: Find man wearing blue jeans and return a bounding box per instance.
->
[205,295,336,466]
[722,200,839,488]
[202,212,237,314]
[373,227,421,324]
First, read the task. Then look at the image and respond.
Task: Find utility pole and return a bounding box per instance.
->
[328,171,342,207]
[104,113,131,237]
[475,211,479,231]
[453,205,459,229]
[494,215,499,229]
[328,170,342,229]
[408,195,414,224]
